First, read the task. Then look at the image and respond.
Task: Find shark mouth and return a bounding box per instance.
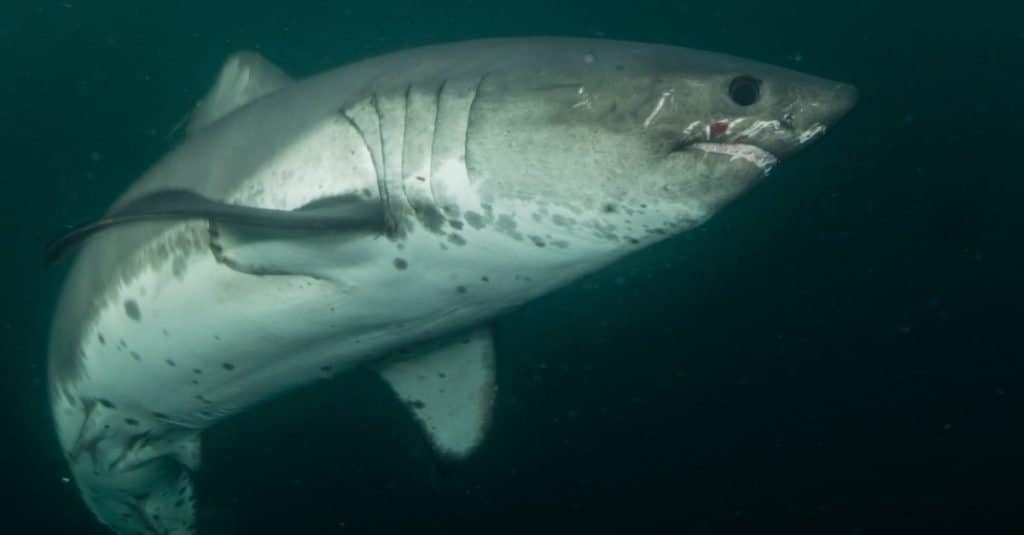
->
[689,142,778,173]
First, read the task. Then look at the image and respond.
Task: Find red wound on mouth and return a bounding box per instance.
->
[709,121,729,137]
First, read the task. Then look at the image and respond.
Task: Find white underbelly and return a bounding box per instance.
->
[69,216,598,428]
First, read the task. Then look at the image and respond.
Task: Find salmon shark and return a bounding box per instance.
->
[46,37,856,534]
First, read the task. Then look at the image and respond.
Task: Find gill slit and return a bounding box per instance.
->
[461,73,489,189]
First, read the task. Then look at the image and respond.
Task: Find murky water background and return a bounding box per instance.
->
[2,1,1020,533]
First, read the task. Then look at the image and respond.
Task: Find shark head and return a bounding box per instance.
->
[464,42,857,255]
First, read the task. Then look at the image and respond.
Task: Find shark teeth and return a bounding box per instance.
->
[690,142,778,173]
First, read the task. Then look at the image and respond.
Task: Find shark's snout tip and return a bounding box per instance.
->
[836,83,859,117]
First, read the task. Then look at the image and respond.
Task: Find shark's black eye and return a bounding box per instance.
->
[728,75,762,106]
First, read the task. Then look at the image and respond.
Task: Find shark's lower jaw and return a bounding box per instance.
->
[689,142,779,173]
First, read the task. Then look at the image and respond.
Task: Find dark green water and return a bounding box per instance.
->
[3,1,1021,533]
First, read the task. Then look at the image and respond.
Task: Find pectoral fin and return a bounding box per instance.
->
[376,328,497,459]
[45,189,387,264]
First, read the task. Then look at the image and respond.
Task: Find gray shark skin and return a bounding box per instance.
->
[46,38,856,534]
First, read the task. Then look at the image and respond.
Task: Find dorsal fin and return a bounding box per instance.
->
[187,51,292,134]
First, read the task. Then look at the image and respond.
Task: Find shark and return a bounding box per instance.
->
[45,37,856,534]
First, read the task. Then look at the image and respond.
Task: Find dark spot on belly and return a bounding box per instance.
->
[448,233,466,246]
[393,258,408,270]
[152,412,169,419]
[481,276,490,282]
[97,398,116,409]
[124,418,139,426]
[222,362,235,371]
[175,499,185,508]
[97,334,106,345]
[496,215,517,233]
[191,379,199,385]
[193,368,202,374]
[408,400,426,410]
[456,285,467,294]
[320,365,333,372]
[173,256,187,277]
[165,359,177,367]
[196,395,212,405]
[130,351,142,361]
[448,219,464,230]
[602,203,617,213]
[464,211,486,230]
[529,235,547,247]
[124,300,142,322]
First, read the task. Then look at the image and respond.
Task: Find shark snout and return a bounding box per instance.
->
[774,80,857,154]
[830,82,859,124]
